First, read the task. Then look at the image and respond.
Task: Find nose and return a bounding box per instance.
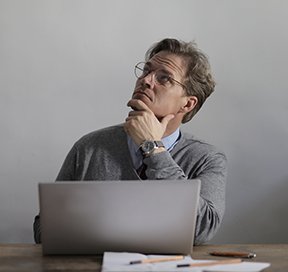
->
[140,71,156,89]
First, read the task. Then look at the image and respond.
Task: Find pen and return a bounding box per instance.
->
[177,258,242,268]
[130,255,184,265]
[210,251,256,259]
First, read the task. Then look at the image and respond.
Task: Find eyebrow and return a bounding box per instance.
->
[145,61,173,76]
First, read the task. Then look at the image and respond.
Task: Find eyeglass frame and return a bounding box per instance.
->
[134,61,187,91]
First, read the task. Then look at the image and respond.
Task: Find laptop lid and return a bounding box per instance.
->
[39,180,201,255]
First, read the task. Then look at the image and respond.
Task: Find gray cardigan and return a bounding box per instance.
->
[34,124,227,245]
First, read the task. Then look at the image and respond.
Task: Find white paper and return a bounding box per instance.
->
[101,252,270,272]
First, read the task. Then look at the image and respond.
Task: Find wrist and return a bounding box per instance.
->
[145,146,165,157]
[140,140,165,157]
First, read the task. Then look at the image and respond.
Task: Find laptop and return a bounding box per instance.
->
[38,179,201,255]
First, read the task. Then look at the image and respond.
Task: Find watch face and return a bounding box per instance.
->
[142,141,155,153]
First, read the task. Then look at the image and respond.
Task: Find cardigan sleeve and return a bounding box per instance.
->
[55,144,78,181]
[33,144,79,243]
[143,149,227,245]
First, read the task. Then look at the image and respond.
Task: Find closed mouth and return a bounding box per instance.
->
[133,90,152,101]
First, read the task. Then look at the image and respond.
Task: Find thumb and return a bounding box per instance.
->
[161,114,175,126]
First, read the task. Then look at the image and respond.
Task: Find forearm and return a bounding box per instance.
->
[144,151,187,180]
[33,215,41,244]
[194,154,227,244]
[194,197,222,245]
[144,150,227,244]
[33,145,78,244]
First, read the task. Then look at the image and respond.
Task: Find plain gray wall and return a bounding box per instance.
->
[1,0,287,243]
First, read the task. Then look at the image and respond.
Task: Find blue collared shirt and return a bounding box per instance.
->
[127,128,180,169]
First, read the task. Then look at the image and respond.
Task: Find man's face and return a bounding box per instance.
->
[132,52,189,119]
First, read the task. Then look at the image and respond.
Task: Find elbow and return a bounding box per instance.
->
[33,215,42,244]
[194,204,224,245]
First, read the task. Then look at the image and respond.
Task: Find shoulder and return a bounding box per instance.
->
[73,124,126,149]
[175,131,227,176]
[177,131,227,160]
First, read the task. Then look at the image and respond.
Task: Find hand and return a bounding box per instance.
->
[124,99,175,146]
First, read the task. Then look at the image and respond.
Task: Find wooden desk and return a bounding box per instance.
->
[0,244,287,271]
[193,244,288,272]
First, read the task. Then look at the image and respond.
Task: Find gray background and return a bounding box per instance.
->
[1,0,287,244]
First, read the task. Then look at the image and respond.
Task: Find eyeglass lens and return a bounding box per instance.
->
[135,63,171,85]
[134,62,186,90]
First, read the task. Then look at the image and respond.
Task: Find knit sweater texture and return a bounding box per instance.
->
[34,124,227,245]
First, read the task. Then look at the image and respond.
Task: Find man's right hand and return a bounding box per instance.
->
[124,99,174,146]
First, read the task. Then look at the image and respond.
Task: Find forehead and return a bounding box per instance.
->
[148,51,187,78]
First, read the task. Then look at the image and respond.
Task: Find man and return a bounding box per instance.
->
[34,38,227,245]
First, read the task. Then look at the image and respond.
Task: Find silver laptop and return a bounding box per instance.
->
[39,180,201,255]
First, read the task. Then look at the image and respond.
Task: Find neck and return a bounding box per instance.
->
[163,117,182,137]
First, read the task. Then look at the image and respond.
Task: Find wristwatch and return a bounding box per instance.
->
[140,140,165,156]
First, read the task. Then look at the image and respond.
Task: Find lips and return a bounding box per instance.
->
[133,89,152,102]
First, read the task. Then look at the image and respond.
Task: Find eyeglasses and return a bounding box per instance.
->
[134,62,186,90]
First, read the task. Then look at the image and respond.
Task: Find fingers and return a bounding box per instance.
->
[125,109,145,123]
[127,99,152,113]
[125,115,137,122]
[127,110,141,116]
[126,98,153,122]
[125,99,176,144]
[161,114,175,126]
[125,106,175,127]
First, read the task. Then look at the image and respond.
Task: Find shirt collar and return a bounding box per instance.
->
[162,128,180,151]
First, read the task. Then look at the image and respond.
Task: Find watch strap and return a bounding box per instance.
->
[154,141,165,148]
[140,140,165,156]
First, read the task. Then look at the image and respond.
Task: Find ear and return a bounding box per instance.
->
[179,96,198,114]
